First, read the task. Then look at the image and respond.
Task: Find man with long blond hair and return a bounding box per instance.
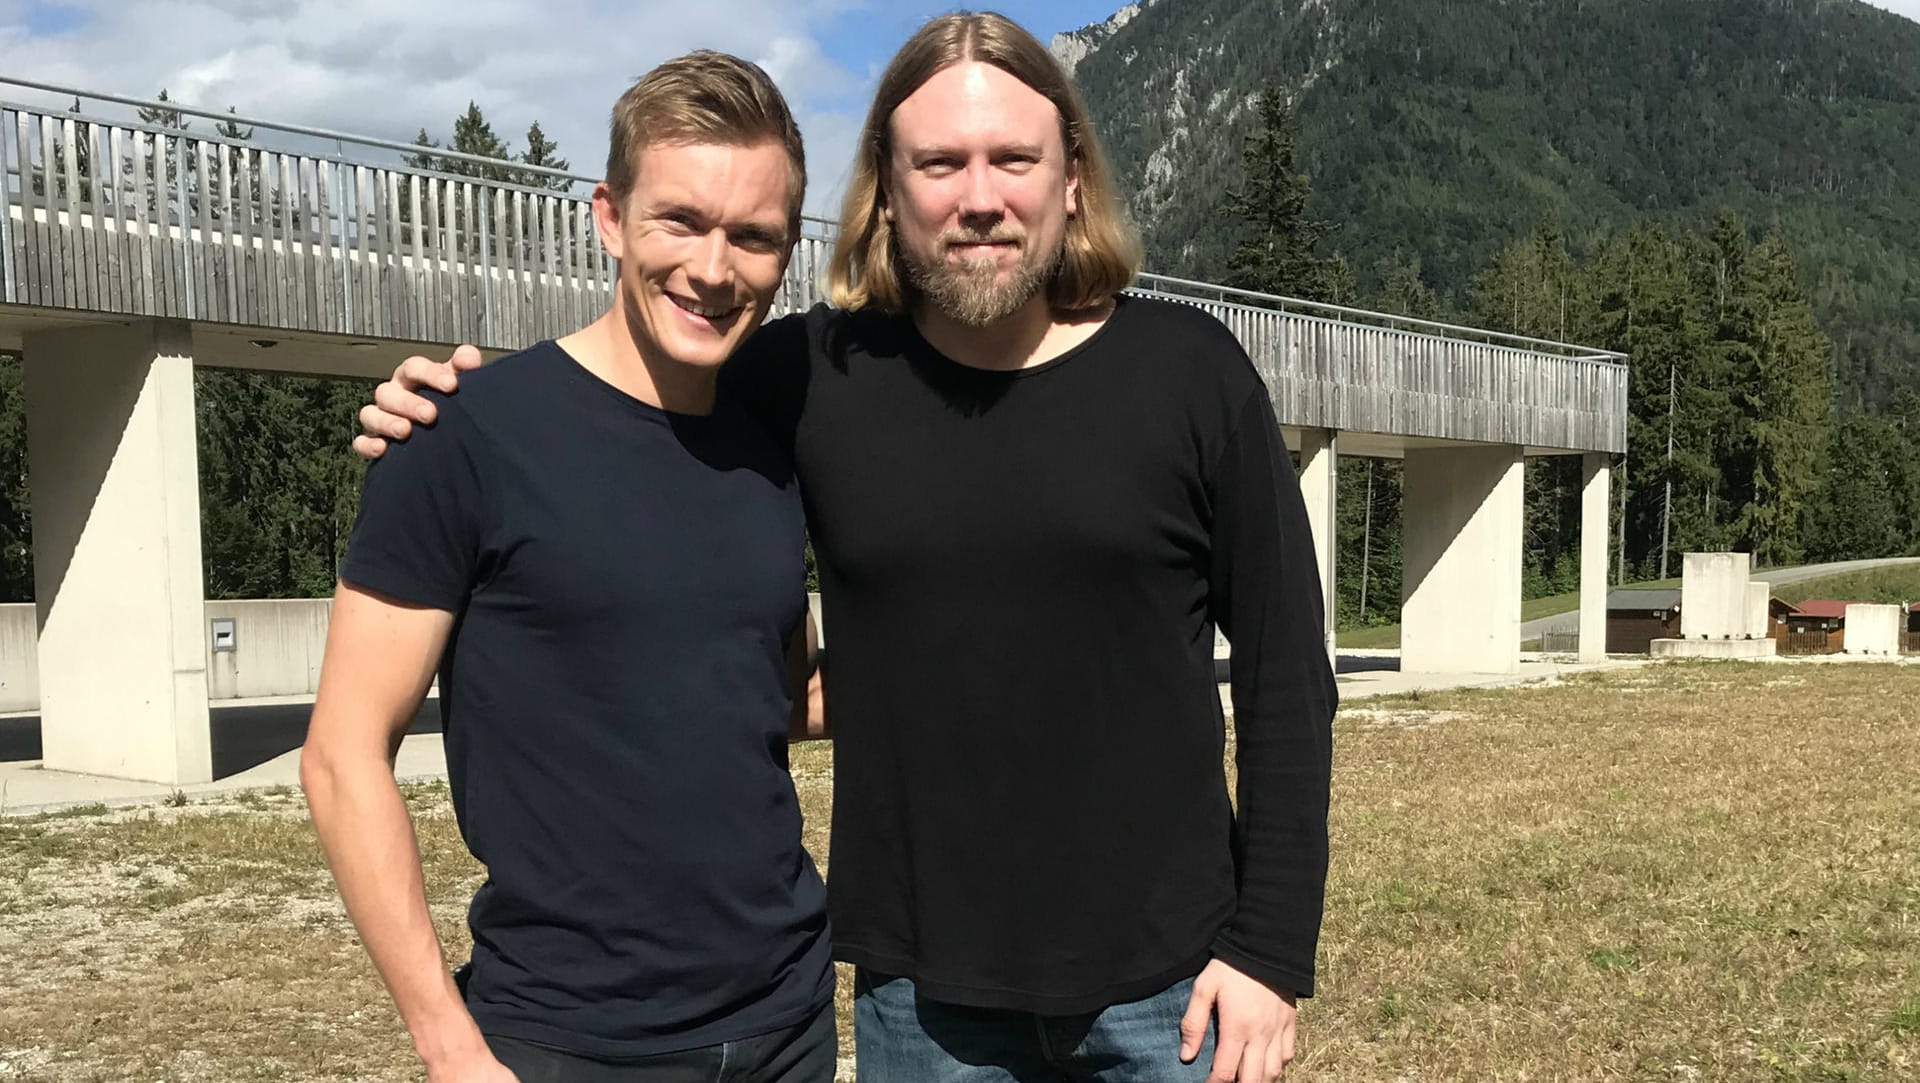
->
[356,13,1334,1082]
[304,52,836,1081]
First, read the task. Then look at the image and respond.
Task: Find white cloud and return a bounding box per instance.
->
[1864,0,1920,21]
[1,0,876,215]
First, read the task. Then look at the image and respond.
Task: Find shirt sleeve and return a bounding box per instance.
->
[338,392,491,611]
[1205,386,1337,999]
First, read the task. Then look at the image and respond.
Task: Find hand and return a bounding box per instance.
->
[1180,959,1297,1082]
[352,344,485,460]
[423,1047,521,1083]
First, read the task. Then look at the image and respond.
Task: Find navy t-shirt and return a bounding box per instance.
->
[339,341,831,1057]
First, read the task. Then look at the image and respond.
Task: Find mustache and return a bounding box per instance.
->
[938,227,1026,250]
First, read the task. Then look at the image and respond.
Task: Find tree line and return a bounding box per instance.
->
[1227,88,1920,629]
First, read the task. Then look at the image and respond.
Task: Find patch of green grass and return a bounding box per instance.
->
[1890,998,1920,1035]
[27,801,111,821]
[1584,947,1639,972]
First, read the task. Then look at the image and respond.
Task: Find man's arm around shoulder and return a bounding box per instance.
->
[301,582,517,1082]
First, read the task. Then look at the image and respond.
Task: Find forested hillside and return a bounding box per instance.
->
[1060,0,1920,408]
[1056,0,1920,627]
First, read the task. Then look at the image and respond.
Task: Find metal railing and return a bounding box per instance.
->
[1,79,1629,453]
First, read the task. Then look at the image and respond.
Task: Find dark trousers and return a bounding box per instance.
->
[484,1003,837,1082]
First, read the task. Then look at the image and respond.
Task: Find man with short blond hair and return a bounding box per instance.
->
[359,14,1335,1082]
[304,51,835,1082]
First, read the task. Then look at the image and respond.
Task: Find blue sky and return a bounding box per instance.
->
[3,0,1918,214]
[0,0,1143,213]
[811,1,1127,81]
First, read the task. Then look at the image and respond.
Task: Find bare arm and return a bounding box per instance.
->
[301,582,515,1081]
[786,611,827,741]
[352,345,486,460]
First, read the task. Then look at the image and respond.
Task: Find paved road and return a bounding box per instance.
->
[0,698,442,774]
[1519,556,1920,639]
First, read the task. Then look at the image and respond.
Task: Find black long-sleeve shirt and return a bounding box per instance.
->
[724,295,1336,1013]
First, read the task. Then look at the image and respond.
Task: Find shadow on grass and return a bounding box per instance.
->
[0,699,442,777]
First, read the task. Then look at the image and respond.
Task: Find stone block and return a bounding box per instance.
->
[1679,552,1751,639]
[1843,604,1902,656]
[1650,637,1778,659]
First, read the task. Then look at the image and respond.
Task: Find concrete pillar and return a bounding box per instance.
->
[1401,444,1524,674]
[1579,453,1610,662]
[24,319,211,784]
[1296,429,1338,668]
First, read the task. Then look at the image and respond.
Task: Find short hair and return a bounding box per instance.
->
[828,11,1143,314]
[605,50,807,238]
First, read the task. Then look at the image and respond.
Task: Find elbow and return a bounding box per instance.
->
[299,725,357,813]
[298,736,334,808]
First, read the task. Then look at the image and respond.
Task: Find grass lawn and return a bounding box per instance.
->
[4,661,1919,1079]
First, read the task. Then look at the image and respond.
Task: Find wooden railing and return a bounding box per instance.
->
[2,88,1628,453]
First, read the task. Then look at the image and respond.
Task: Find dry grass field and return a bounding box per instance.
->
[2,660,1917,1081]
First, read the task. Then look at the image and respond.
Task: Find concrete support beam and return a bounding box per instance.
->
[1401,445,1524,674]
[1579,453,1610,662]
[25,319,212,784]
[1296,429,1338,668]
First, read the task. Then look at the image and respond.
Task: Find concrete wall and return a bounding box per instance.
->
[0,605,37,712]
[1679,553,1752,639]
[205,600,332,699]
[1843,604,1903,656]
[0,599,334,712]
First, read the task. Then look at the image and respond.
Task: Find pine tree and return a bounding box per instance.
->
[130,88,193,219]
[519,121,572,190]
[1224,86,1340,301]
[45,98,95,202]
[208,106,257,223]
[1716,225,1834,565]
[447,103,515,183]
[1804,412,1902,561]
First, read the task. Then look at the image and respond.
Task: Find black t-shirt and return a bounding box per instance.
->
[340,342,831,1057]
[722,296,1336,1013]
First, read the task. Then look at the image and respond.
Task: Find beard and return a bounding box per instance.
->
[901,225,1065,327]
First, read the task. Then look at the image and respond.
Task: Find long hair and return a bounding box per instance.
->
[827,11,1141,313]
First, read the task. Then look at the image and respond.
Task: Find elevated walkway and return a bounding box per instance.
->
[0,80,1629,784]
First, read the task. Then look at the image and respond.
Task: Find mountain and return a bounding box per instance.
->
[1057,0,1920,407]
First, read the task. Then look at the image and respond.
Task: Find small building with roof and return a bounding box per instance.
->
[1605,588,1682,654]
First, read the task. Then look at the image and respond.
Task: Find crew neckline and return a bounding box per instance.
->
[906,294,1131,380]
[549,339,722,424]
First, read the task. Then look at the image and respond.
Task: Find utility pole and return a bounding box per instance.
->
[1359,460,1374,617]
[1660,360,1676,579]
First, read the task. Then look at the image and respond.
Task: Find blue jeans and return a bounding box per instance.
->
[852,970,1216,1082]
